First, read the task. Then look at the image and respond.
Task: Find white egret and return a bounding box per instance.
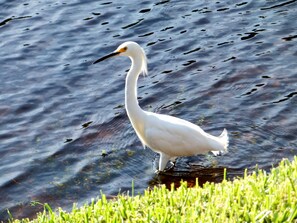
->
[93,41,229,172]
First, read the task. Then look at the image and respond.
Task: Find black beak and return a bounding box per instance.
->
[93,51,120,64]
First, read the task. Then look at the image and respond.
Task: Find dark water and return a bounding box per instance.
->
[1,0,297,221]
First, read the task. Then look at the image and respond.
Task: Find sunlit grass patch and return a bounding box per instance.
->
[10,157,297,223]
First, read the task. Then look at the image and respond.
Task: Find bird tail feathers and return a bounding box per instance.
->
[211,128,229,156]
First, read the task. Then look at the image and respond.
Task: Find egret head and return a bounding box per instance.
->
[93,41,148,75]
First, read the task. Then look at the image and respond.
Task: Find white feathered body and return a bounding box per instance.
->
[129,110,228,171]
[143,111,228,156]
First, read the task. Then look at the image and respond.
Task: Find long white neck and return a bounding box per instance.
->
[125,56,146,125]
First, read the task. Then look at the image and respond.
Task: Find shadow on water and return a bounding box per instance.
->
[149,166,242,189]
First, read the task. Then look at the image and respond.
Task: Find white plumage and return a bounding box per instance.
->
[93,41,229,172]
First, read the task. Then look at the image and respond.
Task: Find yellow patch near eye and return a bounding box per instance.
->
[118,47,127,53]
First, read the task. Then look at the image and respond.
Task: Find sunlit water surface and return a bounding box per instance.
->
[1,0,297,221]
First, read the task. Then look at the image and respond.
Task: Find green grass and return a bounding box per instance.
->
[10,157,297,223]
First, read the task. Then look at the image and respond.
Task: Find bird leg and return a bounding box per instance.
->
[163,157,177,171]
[158,153,171,172]
[170,157,177,167]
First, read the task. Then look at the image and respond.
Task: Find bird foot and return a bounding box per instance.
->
[165,162,175,171]
[155,163,175,174]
